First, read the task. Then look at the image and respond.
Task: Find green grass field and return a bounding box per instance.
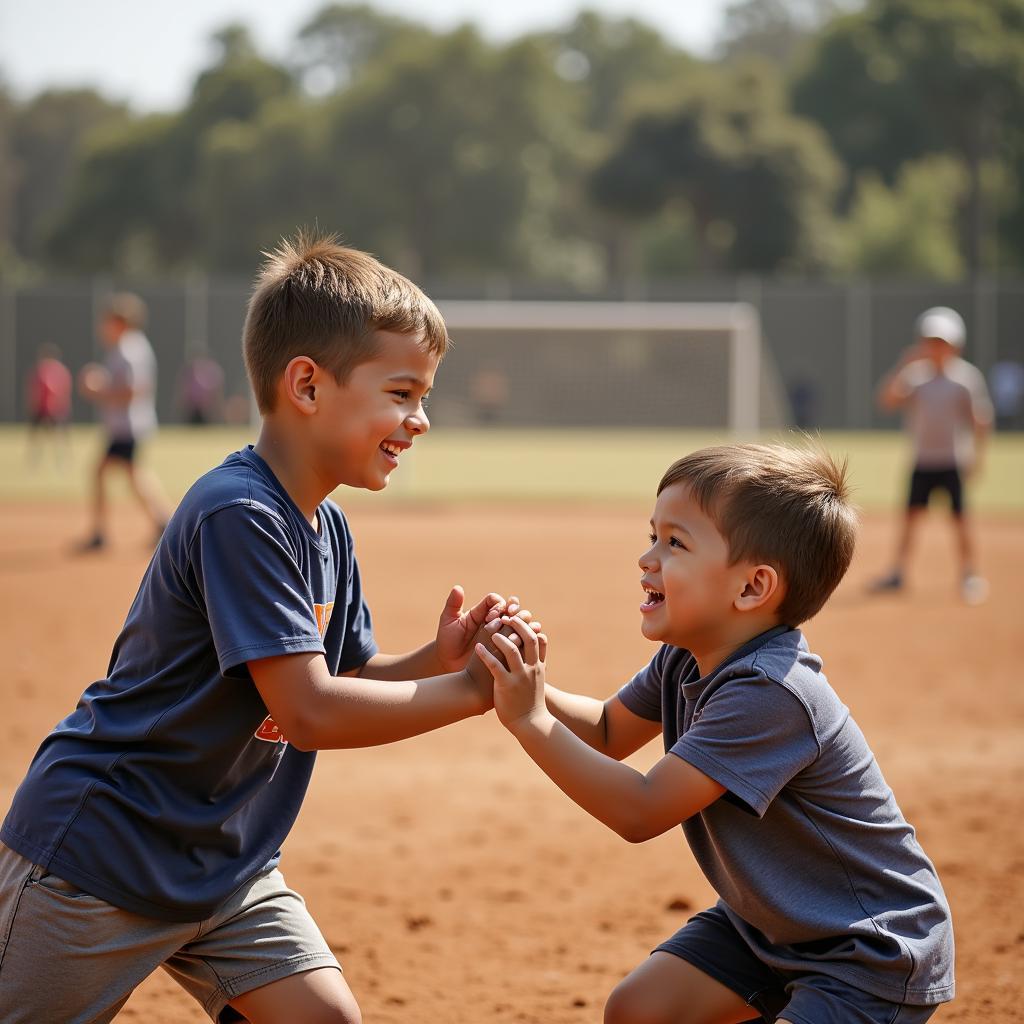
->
[2,424,1022,512]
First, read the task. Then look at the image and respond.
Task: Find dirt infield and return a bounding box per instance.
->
[0,500,1021,1023]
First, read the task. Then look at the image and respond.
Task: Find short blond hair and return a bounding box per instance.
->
[243,230,449,412]
[658,443,857,625]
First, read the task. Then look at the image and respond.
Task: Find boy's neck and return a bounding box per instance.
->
[688,614,786,678]
[253,422,327,528]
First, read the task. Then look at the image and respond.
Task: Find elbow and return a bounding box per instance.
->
[274,711,321,752]
[287,731,318,753]
[615,816,661,845]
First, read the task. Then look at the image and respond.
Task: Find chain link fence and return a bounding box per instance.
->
[2,275,1022,430]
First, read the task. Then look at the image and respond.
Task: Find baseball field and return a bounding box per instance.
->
[0,425,1021,1022]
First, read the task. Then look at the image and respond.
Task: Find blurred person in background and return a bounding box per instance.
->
[76,292,170,551]
[24,343,73,468]
[870,306,993,605]
[988,358,1024,430]
[178,342,225,425]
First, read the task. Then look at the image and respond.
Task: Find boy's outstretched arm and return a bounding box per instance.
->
[543,685,661,761]
[478,618,724,843]
[248,596,540,751]
[249,643,496,752]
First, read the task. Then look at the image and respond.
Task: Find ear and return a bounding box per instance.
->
[280,356,321,415]
[734,564,781,613]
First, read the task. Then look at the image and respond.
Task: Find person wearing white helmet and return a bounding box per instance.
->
[871,306,993,604]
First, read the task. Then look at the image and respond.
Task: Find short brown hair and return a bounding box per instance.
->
[658,443,857,625]
[104,292,148,329]
[243,230,449,412]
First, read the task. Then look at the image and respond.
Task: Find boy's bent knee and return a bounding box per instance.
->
[605,978,673,1024]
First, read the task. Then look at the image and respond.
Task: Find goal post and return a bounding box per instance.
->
[435,300,767,435]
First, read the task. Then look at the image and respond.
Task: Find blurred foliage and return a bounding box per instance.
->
[835,156,968,278]
[590,60,841,273]
[1,0,1023,282]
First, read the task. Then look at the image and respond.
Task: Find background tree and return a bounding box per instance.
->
[43,25,295,271]
[291,3,433,94]
[794,0,1024,274]
[591,62,840,274]
[716,0,860,67]
[315,28,576,280]
[836,155,967,278]
[6,89,128,267]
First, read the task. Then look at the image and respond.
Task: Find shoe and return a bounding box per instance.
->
[868,572,903,593]
[73,533,106,553]
[961,574,989,606]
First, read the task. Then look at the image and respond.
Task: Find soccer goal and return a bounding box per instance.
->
[432,300,776,434]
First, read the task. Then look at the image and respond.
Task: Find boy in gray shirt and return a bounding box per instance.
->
[871,306,993,604]
[476,444,954,1024]
[76,292,170,550]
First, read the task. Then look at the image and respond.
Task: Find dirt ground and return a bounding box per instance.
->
[0,499,1021,1023]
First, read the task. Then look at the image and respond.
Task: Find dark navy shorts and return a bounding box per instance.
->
[907,466,963,515]
[106,438,138,462]
[655,906,940,1024]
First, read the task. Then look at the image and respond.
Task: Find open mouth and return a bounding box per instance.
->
[640,584,665,611]
[380,441,404,465]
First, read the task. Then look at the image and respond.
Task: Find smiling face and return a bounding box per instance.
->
[311,329,440,492]
[638,482,755,654]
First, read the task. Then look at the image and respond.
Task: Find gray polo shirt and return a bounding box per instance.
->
[618,627,954,1005]
[898,357,992,469]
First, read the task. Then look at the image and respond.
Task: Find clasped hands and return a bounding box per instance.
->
[433,585,547,728]
[473,603,548,734]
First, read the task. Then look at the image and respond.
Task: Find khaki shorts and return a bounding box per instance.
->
[0,843,340,1023]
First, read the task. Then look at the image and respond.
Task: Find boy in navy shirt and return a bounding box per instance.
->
[477,444,954,1024]
[0,233,522,1023]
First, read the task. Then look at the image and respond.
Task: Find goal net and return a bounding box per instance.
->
[429,301,786,434]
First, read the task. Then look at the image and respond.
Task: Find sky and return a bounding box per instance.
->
[0,0,733,112]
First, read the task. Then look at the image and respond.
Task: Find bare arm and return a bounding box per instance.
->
[877,344,924,411]
[358,643,445,681]
[510,713,725,842]
[248,650,491,751]
[545,685,662,760]
[479,619,724,842]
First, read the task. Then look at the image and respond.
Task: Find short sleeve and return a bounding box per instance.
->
[192,504,326,676]
[673,674,819,817]
[617,647,668,722]
[966,367,994,425]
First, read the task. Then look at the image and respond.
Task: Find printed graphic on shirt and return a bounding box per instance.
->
[254,601,335,744]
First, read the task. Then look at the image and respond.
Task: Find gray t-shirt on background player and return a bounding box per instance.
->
[102,328,158,441]
[618,626,954,1006]
[897,357,992,470]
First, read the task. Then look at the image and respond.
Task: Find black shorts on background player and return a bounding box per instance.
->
[907,467,962,515]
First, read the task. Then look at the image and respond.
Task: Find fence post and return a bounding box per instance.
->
[972,275,997,376]
[846,279,872,429]
[185,270,209,356]
[0,282,14,422]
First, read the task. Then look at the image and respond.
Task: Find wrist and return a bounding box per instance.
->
[461,665,494,716]
[507,707,553,740]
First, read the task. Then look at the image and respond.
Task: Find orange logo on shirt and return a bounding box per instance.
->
[314,601,335,637]
[254,601,335,743]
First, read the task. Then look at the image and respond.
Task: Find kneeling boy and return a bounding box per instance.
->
[477,444,954,1024]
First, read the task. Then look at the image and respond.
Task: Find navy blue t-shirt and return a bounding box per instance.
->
[1,447,377,921]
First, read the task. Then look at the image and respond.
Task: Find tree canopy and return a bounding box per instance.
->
[1,0,1022,282]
